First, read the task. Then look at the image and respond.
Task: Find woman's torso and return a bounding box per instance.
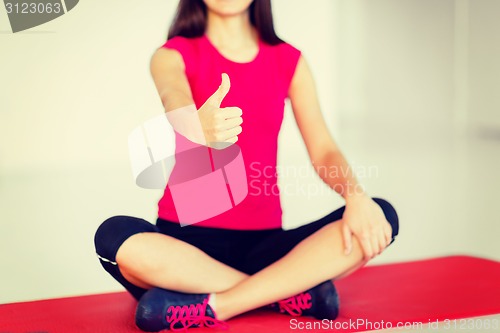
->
[157,34,301,230]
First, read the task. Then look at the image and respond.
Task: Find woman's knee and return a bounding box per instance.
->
[94,215,158,264]
[372,198,399,240]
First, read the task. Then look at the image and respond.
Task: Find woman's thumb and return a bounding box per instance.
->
[206,73,231,107]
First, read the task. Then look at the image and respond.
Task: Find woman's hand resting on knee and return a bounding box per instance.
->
[341,194,392,259]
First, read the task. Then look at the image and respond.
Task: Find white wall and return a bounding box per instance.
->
[274,0,341,227]
[0,0,338,303]
[1,0,499,304]
[469,0,500,130]
[335,0,456,126]
[1,0,179,303]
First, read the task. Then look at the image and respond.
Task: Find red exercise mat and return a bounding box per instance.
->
[1,255,499,333]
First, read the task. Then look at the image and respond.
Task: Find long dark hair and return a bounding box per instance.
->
[168,0,283,45]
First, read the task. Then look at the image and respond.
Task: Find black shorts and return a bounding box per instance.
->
[94,197,399,300]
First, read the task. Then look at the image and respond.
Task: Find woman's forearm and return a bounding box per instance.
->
[150,48,194,113]
[160,87,194,112]
[313,150,366,201]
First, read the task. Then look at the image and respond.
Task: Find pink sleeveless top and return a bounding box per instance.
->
[157,34,301,230]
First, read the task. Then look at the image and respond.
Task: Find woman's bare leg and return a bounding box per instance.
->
[215,220,366,320]
[116,232,248,293]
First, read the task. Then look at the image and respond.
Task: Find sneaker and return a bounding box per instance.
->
[270,280,339,320]
[135,288,227,331]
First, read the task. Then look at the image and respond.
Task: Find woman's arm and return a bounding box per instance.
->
[288,55,392,259]
[287,56,357,199]
[150,48,194,111]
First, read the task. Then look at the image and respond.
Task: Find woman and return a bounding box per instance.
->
[94,0,399,331]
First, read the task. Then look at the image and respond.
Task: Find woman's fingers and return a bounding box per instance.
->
[209,107,243,145]
[378,230,388,253]
[385,225,392,246]
[359,236,374,260]
[198,75,244,145]
[219,115,243,131]
[216,126,243,142]
[225,136,238,144]
[357,225,388,259]
[342,221,353,255]
[220,106,243,119]
[370,235,381,257]
[375,221,392,255]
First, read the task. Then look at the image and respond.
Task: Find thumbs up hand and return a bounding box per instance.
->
[198,73,243,149]
[165,73,242,149]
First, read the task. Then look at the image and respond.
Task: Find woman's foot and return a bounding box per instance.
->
[135,288,227,331]
[270,280,340,320]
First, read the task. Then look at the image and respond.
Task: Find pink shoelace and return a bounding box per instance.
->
[166,297,228,332]
[277,292,313,316]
